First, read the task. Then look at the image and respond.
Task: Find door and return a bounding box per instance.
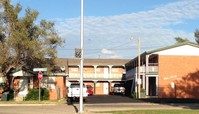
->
[149,77,156,96]
[104,68,109,94]
[18,77,28,97]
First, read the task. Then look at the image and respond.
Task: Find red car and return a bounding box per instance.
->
[86,85,93,95]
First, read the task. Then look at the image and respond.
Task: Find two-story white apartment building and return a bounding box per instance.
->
[56,58,130,95]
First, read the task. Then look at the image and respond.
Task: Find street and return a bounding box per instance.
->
[1,95,199,114]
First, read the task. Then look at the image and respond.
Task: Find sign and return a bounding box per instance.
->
[75,48,81,58]
[171,82,175,89]
[38,71,43,81]
[33,68,47,72]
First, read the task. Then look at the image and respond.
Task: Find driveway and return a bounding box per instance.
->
[74,95,143,104]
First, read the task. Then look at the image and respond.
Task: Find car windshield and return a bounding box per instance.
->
[114,84,123,87]
[86,85,93,88]
[70,83,85,88]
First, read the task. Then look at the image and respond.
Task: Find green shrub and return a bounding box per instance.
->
[25,88,49,101]
[131,92,136,98]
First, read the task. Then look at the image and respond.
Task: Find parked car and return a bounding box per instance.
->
[67,83,88,104]
[111,83,125,95]
[86,85,93,95]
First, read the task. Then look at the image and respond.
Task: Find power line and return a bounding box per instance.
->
[57,45,161,51]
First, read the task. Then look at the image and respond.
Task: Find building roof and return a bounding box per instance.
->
[55,58,130,66]
[146,42,199,54]
[125,42,199,66]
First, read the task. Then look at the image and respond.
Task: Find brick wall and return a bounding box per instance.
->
[49,76,66,100]
[158,55,199,98]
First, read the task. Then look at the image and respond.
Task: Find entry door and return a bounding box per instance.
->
[18,77,28,97]
[104,68,109,94]
[149,77,156,96]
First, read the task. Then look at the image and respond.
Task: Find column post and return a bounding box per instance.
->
[108,80,113,94]
[145,55,149,95]
[145,55,149,74]
[146,76,149,96]
[108,65,113,78]
[93,80,98,95]
[156,76,158,96]
[93,65,98,78]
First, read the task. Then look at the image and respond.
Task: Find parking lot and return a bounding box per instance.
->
[85,95,142,104]
[84,95,199,104]
[67,94,140,104]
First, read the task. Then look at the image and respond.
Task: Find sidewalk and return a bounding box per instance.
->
[0,101,199,114]
[83,102,199,113]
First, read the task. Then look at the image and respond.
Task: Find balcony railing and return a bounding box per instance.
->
[148,63,158,73]
[148,66,158,73]
[68,73,123,79]
[126,63,158,75]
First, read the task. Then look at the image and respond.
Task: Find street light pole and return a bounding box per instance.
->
[137,36,141,99]
[79,0,84,113]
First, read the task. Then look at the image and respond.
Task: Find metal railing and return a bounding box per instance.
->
[126,63,158,74]
[68,73,123,79]
[148,66,158,73]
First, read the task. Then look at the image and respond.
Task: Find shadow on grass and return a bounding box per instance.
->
[139,98,199,110]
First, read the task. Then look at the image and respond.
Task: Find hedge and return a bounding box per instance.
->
[25,88,49,101]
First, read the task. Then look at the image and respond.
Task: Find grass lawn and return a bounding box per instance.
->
[100,110,199,114]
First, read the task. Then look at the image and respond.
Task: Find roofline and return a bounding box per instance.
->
[146,41,199,54]
[125,42,199,65]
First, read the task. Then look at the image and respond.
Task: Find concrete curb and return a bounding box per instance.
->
[0,104,57,106]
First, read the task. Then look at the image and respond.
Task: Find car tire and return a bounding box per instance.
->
[83,98,87,102]
[67,97,73,105]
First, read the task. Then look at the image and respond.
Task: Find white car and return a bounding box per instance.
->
[111,83,125,95]
[67,83,88,104]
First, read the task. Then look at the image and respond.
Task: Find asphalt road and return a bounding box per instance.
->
[0,95,138,114]
[1,95,199,114]
[74,95,143,104]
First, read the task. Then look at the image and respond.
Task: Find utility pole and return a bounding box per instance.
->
[137,37,141,99]
[79,0,84,113]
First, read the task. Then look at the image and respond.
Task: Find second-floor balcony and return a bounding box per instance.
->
[68,73,123,79]
[125,63,158,80]
[127,63,158,76]
[147,63,158,73]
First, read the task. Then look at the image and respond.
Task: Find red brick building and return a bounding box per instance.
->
[125,42,199,98]
[8,69,67,101]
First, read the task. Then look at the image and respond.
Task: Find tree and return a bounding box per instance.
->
[0,0,63,78]
[195,29,199,44]
[174,37,189,43]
